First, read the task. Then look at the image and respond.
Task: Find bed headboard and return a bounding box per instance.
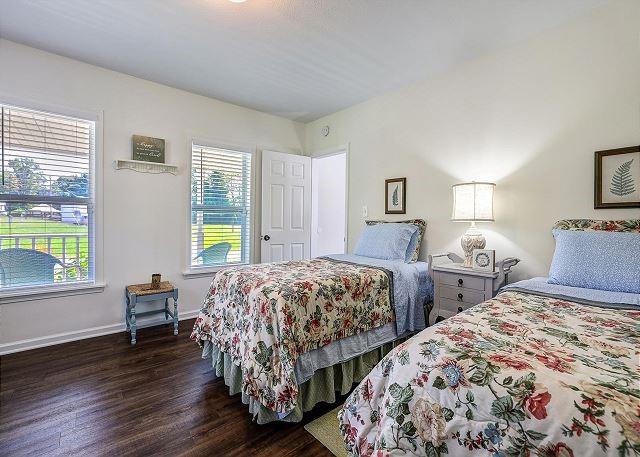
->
[553,219,640,232]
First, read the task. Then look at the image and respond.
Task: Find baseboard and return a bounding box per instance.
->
[0,310,200,355]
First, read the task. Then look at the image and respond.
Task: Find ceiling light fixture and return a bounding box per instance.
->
[228,0,247,3]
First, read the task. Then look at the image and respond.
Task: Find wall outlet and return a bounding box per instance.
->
[362,205,368,217]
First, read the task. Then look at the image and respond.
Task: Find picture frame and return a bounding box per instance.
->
[132,135,166,163]
[385,177,406,214]
[594,146,640,209]
[472,249,495,272]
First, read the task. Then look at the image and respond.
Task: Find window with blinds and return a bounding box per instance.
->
[190,143,251,269]
[0,104,95,290]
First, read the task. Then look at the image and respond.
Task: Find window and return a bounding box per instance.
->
[0,104,95,290]
[190,143,252,269]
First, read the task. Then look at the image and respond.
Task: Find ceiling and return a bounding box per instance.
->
[0,0,606,122]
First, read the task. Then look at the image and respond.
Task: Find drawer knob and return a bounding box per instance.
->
[457,306,463,313]
[458,278,464,286]
[457,293,463,301]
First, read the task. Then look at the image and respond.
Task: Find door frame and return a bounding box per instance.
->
[310,143,350,254]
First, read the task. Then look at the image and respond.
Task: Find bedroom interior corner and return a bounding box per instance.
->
[304,0,640,282]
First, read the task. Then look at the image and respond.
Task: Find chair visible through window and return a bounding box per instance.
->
[194,242,232,266]
[0,248,80,287]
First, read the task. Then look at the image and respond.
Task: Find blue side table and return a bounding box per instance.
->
[125,281,178,345]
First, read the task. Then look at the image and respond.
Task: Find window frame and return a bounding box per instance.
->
[184,138,256,277]
[0,97,104,300]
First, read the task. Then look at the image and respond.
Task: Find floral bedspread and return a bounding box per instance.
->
[191,258,394,414]
[340,291,640,456]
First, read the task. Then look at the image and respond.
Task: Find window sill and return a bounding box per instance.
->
[183,264,248,279]
[0,282,106,304]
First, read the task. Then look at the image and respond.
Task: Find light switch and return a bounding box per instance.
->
[362,205,368,217]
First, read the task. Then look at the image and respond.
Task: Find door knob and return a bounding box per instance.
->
[262,235,271,241]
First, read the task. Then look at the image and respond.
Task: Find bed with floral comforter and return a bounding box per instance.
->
[339,289,640,456]
[191,257,396,414]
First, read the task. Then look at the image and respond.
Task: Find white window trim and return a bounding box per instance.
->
[184,137,256,277]
[182,265,227,278]
[0,281,106,304]
[0,96,105,300]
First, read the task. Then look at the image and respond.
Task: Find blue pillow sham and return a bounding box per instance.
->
[405,229,421,263]
[365,220,426,262]
[354,223,418,261]
[548,229,640,294]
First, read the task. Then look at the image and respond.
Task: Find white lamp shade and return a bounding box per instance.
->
[451,182,495,222]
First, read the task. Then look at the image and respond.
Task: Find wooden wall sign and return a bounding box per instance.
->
[132,135,165,163]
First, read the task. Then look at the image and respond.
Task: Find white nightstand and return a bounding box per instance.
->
[428,254,519,325]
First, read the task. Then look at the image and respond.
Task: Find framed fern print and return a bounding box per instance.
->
[595,146,640,208]
[385,177,406,214]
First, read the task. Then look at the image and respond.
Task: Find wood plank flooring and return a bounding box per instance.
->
[0,319,337,456]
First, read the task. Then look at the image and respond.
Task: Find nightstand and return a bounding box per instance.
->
[125,281,179,345]
[428,254,519,325]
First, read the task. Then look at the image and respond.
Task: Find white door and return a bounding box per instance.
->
[261,150,311,263]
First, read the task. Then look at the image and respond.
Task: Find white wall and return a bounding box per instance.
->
[0,39,304,351]
[311,152,347,257]
[305,0,640,281]
[1,0,639,352]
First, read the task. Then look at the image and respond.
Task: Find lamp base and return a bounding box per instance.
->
[461,223,486,268]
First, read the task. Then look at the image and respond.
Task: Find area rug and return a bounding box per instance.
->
[304,406,348,457]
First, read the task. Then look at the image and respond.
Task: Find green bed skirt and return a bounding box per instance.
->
[201,340,396,424]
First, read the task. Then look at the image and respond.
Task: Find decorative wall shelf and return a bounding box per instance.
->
[113,159,178,175]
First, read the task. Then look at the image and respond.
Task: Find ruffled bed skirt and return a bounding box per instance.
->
[201,340,396,424]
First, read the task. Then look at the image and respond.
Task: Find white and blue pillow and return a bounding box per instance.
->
[548,229,640,294]
[354,223,418,261]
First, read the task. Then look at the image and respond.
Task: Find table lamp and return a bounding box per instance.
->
[451,182,495,267]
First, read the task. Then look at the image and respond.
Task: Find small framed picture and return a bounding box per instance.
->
[472,249,495,272]
[595,146,640,209]
[385,177,406,214]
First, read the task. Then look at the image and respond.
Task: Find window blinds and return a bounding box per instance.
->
[190,143,251,267]
[0,104,95,289]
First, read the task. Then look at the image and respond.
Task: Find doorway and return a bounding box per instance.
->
[311,148,348,258]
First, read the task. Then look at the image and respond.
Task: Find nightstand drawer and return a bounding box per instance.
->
[438,272,485,291]
[440,285,485,305]
[440,297,476,314]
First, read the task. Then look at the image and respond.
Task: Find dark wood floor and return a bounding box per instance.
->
[0,319,337,456]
